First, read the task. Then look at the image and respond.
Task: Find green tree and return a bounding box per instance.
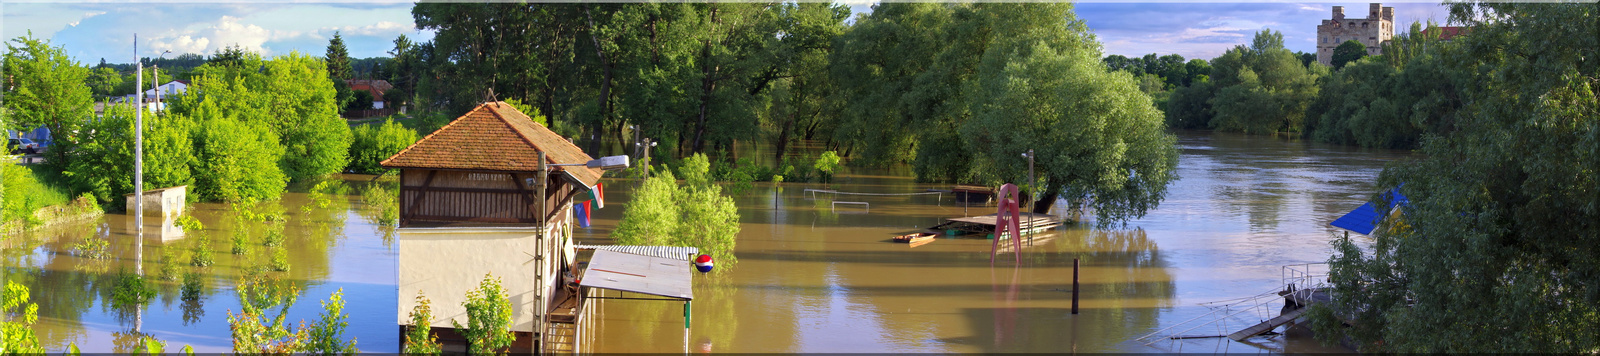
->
[347,119,420,174]
[1330,39,1367,69]
[961,4,1179,224]
[87,66,124,97]
[453,274,514,355]
[1207,29,1325,134]
[327,31,355,114]
[612,155,742,266]
[3,32,94,170]
[2,281,47,354]
[1315,2,1600,352]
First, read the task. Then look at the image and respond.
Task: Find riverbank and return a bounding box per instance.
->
[0,195,103,237]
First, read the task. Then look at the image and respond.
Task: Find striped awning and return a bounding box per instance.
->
[574,245,699,260]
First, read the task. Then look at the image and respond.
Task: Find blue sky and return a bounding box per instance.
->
[3,1,1453,65]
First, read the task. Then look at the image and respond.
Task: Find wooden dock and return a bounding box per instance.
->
[930,212,1065,234]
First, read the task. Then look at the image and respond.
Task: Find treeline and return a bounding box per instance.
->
[1154,23,1466,149]
[1311,3,1600,352]
[391,3,851,162]
[3,34,419,206]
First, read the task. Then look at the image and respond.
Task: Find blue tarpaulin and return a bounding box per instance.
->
[1329,188,1409,235]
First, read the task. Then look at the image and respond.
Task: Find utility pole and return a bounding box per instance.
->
[1022,149,1035,245]
[133,34,144,273]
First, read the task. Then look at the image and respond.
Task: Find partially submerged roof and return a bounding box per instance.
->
[1330,188,1409,235]
[574,245,699,261]
[381,101,602,187]
[580,249,693,300]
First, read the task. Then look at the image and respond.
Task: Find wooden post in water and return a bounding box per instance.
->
[1072,258,1080,315]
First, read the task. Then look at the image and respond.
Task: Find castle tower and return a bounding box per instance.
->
[1316,3,1395,66]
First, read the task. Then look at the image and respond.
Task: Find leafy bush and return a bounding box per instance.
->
[158,247,183,281]
[403,291,442,355]
[303,288,358,354]
[813,151,841,183]
[2,281,46,353]
[192,113,287,202]
[615,154,741,269]
[346,119,419,174]
[68,235,111,259]
[452,274,515,355]
[228,272,305,354]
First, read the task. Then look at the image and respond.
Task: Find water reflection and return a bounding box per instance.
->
[6,131,1407,353]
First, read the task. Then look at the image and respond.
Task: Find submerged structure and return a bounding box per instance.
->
[382,101,603,353]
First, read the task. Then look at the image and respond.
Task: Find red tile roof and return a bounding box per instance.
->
[381,102,603,187]
[1423,26,1467,41]
[346,79,393,102]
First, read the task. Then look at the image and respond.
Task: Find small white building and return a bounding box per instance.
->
[142,80,189,98]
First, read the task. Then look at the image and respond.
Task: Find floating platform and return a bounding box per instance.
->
[930,212,1065,235]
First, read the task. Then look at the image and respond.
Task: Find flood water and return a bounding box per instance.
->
[4,130,1411,353]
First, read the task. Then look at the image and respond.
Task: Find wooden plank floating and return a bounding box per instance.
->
[930,212,1066,234]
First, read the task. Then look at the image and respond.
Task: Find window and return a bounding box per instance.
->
[1362,22,1369,28]
[1323,37,1328,43]
[1349,22,1355,27]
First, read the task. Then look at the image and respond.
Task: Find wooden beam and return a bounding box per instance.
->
[404,170,437,222]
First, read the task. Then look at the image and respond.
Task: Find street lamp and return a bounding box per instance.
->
[154,50,170,112]
[1021,149,1034,212]
[635,138,658,178]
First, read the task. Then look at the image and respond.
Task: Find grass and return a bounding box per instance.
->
[2,162,73,228]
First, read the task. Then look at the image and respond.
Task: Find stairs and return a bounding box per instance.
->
[543,321,577,354]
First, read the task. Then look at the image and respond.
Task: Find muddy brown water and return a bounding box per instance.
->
[4,130,1408,353]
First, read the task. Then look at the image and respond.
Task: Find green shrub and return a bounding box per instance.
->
[268,247,291,272]
[189,232,214,267]
[228,272,305,353]
[813,151,841,183]
[192,114,287,202]
[2,159,69,226]
[2,281,47,353]
[158,247,183,281]
[346,119,420,174]
[403,291,442,355]
[614,154,741,269]
[453,274,515,355]
[303,288,358,354]
[68,236,110,259]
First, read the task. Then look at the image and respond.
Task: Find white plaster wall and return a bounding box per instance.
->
[397,227,549,332]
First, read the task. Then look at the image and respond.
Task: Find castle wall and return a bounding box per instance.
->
[1316,3,1395,66]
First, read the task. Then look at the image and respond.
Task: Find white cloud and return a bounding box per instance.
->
[147,15,273,56]
[320,21,412,38]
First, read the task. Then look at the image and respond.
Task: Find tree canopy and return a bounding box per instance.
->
[1315,2,1600,352]
[1330,39,1366,69]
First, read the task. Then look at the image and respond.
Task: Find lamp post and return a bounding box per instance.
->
[635,138,657,178]
[1022,149,1034,212]
[154,50,170,112]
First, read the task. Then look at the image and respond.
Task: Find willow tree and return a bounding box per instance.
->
[958,3,1178,225]
[1315,2,1600,352]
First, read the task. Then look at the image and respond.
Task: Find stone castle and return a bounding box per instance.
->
[1316,3,1394,66]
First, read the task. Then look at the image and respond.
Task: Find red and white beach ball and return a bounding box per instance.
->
[694,254,714,273]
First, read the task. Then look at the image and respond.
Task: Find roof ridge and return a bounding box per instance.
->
[484,101,555,166]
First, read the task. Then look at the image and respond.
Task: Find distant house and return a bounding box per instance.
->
[1422,26,1467,41]
[346,79,393,110]
[143,80,189,98]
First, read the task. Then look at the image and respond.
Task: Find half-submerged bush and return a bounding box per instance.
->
[453,274,514,355]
